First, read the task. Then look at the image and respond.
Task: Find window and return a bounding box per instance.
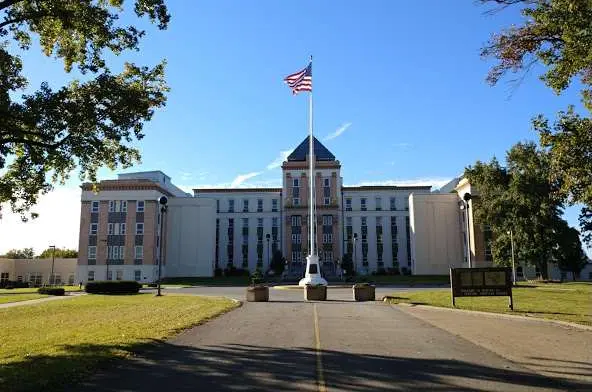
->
[68,275,75,285]
[257,218,263,227]
[109,200,115,212]
[405,198,409,211]
[293,198,300,206]
[120,223,126,235]
[216,200,220,213]
[116,270,123,281]
[291,215,301,226]
[134,270,141,281]
[322,233,333,243]
[361,198,367,211]
[107,270,113,281]
[89,223,98,235]
[243,199,249,212]
[257,199,263,212]
[0,272,8,283]
[324,178,330,187]
[361,217,367,226]
[137,200,145,212]
[228,199,235,213]
[91,201,99,213]
[119,246,125,260]
[293,178,299,187]
[135,246,143,259]
[390,197,396,211]
[108,223,114,235]
[324,197,330,205]
[136,223,144,235]
[322,215,333,225]
[376,216,383,225]
[345,198,352,211]
[292,234,302,243]
[88,246,97,260]
[346,217,352,226]
[272,199,278,212]
[272,217,278,227]
[242,218,249,227]
[88,271,95,281]
[375,197,382,211]
[121,201,127,212]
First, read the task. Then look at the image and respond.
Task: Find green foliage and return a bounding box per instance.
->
[465,142,567,276]
[2,247,34,259]
[0,0,170,219]
[85,280,141,294]
[553,222,589,279]
[269,250,285,275]
[38,247,78,258]
[38,287,65,296]
[480,0,592,112]
[341,252,354,276]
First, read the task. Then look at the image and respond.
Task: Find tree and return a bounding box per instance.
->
[480,0,592,112]
[38,247,77,259]
[465,142,565,276]
[341,252,354,276]
[534,109,592,244]
[269,250,285,275]
[0,1,170,219]
[553,222,589,280]
[2,247,34,259]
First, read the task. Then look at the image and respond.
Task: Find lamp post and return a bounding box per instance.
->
[460,193,472,268]
[49,245,56,286]
[507,229,516,285]
[266,233,271,271]
[156,196,168,297]
[353,232,358,275]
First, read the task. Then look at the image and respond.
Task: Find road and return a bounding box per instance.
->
[77,285,591,391]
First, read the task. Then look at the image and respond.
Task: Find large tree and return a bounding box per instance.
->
[38,247,77,258]
[2,247,34,258]
[480,0,592,112]
[0,0,170,219]
[553,221,589,280]
[465,142,565,276]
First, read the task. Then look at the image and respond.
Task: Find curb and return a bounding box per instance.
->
[384,298,592,332]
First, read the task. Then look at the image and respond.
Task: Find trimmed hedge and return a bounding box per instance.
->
[85,281,141,294]
[0,281,30,289]
[38,287,65,296]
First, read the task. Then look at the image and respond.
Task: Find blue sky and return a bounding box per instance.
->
[0,1,588,253]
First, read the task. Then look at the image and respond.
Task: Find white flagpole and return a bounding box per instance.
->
[308,56,315,259]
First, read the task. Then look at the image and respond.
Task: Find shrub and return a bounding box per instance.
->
[0,280,30,289]
[401,267,412,276]
[224,266,249,277]
[250,270,265,285]
[38,287,65,296]
[214,267,223,277]
[85,281,141,294]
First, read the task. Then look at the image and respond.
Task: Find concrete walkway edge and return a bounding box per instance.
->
[387,301,592,331]
[0,292,84,309]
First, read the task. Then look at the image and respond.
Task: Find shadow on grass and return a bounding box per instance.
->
[3,340,588,392]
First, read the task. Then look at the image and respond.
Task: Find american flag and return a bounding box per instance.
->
[284,63,312,94]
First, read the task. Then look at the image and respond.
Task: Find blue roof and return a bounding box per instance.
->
[287,136,335,162]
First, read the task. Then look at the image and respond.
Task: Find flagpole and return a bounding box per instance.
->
[308,55,315,259]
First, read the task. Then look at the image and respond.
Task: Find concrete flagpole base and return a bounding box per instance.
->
[298,254,328,286]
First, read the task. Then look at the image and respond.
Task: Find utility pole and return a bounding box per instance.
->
[508,229,516,285]
[49,245,56,286]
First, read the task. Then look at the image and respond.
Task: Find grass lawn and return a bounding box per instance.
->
[387,281,592,326]
[0,286,82,294]
[0,293,48,304]
[365,275,449,285]
[0,294,238,392]
[161,276,251,286]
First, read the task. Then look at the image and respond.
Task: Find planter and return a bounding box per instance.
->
[246,285,269,302]
[353,284,375,301]
[305,285,327,301]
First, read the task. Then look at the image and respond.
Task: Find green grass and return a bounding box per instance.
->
[161,276,251,286]
[387,282,592,326]
[0,293,48,304]
[0,294,239,392]
[363,275,450,285]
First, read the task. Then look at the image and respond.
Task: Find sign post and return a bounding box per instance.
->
[450,267,513,310]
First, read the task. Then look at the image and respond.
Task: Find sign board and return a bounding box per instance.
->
[450,267,513,310]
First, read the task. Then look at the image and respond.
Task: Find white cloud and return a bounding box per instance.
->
[324,122,352,141]
[0,187,81,254]
[267,150,292,170]
[393,142,413,149]
[345,177,453,189]
[230,171,263,187]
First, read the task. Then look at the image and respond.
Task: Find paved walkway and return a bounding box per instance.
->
[0,292,83,309]
[77,298,591,391]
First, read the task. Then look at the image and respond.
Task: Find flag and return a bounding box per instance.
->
[284,62,312,94]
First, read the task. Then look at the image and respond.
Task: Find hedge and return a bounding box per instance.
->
[38,287,65,296]
[0,281,30,289]
[85,281,141,294]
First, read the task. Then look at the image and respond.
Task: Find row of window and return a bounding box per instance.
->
[87,270,140,281]
[91,200,145,213]
[345,197,409,211]
[89,222,145,235]
[218,198,279,213]
[87,245,143,260]
[0,272,75,285]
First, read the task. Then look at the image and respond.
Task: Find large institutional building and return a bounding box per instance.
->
[76,137,496,283]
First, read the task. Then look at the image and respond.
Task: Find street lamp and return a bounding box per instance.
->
[156,195,168,297]
[266,233,271,271]
[49,245,56,286]
[507,229,516,285]
[353,232,358,275]
[460,193,472,268]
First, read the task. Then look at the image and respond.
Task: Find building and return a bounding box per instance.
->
[76,136,591,283]
[0,258,78,286]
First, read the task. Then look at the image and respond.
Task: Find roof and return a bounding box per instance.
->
[194,188,282,193]
[287,136,335,162]
[342,185,432,191]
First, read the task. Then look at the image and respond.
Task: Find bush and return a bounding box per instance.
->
[250,270,265,285]
[38,287,65,296]
[401,267,412,276]
[214,267,223,277]
[85,281,141,294]
[0,280,29,289]
[224,266,249,277]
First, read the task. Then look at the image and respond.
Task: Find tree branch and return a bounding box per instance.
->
[0,0,25,12]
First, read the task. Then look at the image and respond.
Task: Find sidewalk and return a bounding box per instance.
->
[0,292,84,309]
[394,304,592,385]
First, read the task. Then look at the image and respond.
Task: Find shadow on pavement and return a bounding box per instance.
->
[1,340,580,391]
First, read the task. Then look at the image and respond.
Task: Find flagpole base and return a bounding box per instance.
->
[298,254,328,286]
